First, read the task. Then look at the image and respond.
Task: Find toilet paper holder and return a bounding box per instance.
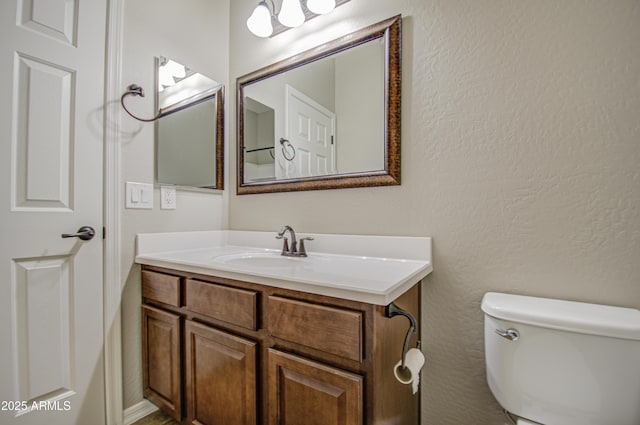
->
[385,302,420,370]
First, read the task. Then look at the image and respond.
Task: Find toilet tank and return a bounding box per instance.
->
[481,292,640,425]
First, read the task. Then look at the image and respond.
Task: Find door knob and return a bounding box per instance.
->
[61,226,96,241]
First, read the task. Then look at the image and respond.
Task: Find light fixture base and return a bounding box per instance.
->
[269,0,350,37]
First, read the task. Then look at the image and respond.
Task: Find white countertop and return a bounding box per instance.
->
[135,230,432,305]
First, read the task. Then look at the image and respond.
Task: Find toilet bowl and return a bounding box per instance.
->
[481,292,640,425]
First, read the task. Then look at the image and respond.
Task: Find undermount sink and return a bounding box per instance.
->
[215,252,311,268]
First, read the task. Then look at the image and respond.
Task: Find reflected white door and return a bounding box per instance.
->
[284,85,336,179]
[0,0,107,424]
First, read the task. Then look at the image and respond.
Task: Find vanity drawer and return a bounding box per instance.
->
[267,296,363,362]
[185,279,258,330]
[142,271,181,307]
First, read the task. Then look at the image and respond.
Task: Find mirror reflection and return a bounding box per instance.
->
[156,56,224,189]
[237,15,401,194]
[243,39,384,182]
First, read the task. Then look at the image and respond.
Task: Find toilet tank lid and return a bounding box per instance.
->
[481,292,640,341]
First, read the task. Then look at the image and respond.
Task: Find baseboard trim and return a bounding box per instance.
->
[123,400,159,425]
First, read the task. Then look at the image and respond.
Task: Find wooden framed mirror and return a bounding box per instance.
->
[237,15,401,194]
[156,56,225,190]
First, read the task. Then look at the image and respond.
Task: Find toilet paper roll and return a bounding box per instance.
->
[393,348,425,394]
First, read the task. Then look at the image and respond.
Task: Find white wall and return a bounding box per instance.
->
[334,40,384,173]
[119,0,229,409]
[229,1,640,424]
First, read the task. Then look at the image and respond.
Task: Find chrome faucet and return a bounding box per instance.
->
[276,225,313,257]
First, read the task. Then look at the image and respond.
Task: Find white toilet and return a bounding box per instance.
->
[481,292,640,425]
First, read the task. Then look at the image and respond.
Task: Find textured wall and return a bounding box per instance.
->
[120,0,230,409]
[229,1,640,424]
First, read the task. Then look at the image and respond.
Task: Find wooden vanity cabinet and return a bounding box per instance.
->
[141,305,182,421]
[267,348,363,425]
[141,266,420,425]
[185,320,257,425]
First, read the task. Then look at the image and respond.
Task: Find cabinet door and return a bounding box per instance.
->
[142,305,182,421]
[185,320,257,425]
[267,349,363,425]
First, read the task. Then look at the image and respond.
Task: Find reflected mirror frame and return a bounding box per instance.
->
[236,15,401,194]
[156,85,225,190]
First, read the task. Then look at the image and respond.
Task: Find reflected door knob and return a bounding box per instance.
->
[61,226,96,241]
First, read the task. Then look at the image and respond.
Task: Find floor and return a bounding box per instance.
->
[131,410,179,425]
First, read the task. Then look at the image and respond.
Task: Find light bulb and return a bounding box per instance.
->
[158,67,175,87]
[163,60,186,79]
[278,0,305,28]
[307,0,335,15]
[247,2,273,38]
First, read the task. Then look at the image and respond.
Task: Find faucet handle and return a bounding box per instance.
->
[298,237,314,256]
[277,236,289,254]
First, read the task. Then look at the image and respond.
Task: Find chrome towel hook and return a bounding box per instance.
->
[385,302,419,370]
[120,84,163,122]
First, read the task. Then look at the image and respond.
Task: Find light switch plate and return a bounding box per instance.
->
[126,182,153,209]
[160,186,176,210]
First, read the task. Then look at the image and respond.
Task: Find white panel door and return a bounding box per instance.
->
[0,0,107,424]
[284,85,336,179]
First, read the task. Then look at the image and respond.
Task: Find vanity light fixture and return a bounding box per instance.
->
[246,0,349,38]
[246,1,274,37]
[163,59,186,79]
[158,73,173,92]
[278,0,305,27]
[307,0,335,15]
[157,59,188,92]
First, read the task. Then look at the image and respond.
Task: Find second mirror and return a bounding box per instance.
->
[156,56,224,190]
